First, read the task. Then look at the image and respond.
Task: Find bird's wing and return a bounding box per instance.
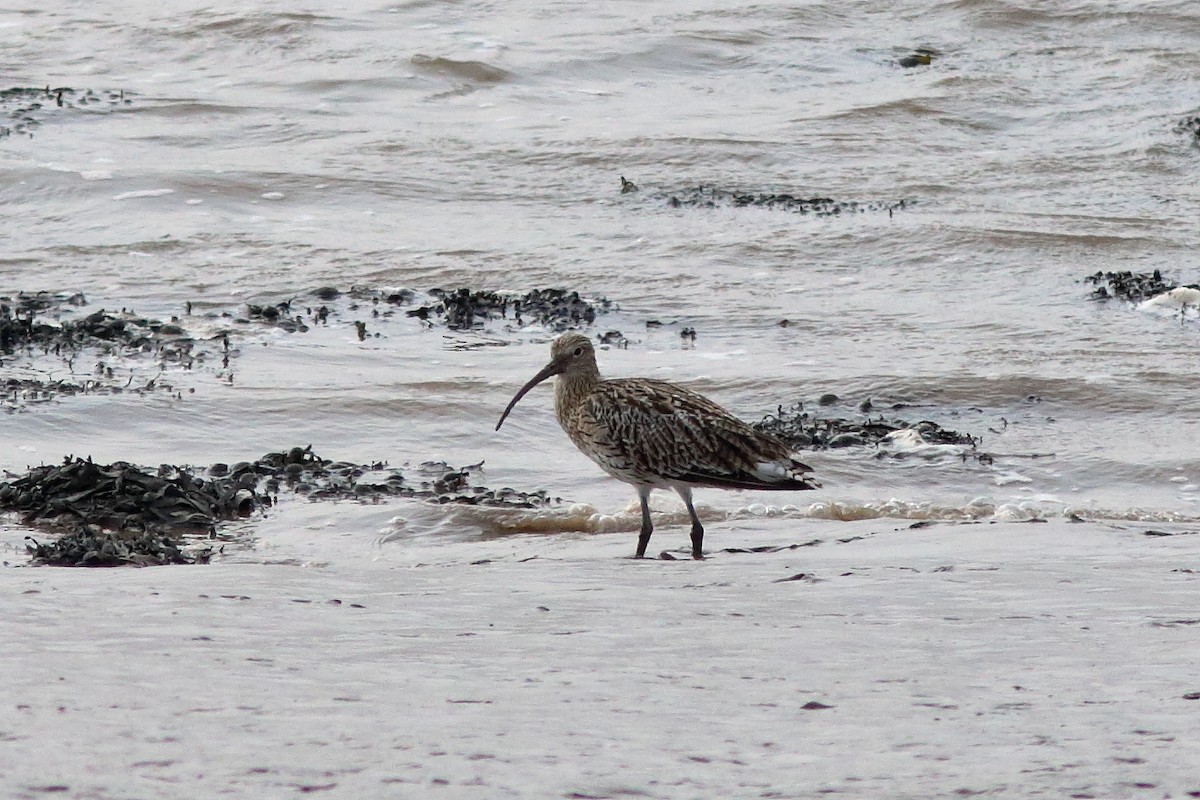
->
[578,379,819,490]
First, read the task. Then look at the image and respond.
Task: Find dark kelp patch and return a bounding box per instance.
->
[32,308,195,364]
[618,179,909,218]
[1175,113,1200,148]
[222,286,609,334]
[3,446,559,566]
[3,286,613,411]
[231,287,412,336]
[1083,270,1185,303]
[1,292,225,410]
[406,288,611,331]
[755,402,990,461]
[0,86,133,138]
[227,286,400,333]
[1,291,87,352]
[8,457,255,566]
[897,48,937,68]
[25,527,209,567]
[237,446,556,508]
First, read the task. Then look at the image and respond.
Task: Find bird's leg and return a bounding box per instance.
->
[675,487,704,560]
[635,486,653,558]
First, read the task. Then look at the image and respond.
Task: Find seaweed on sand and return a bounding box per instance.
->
[4,456,258,566]
[4,446,559,567]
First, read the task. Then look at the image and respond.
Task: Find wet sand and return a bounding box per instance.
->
[3,516,1198,799]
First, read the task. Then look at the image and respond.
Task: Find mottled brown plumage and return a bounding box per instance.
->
[496,332,819,558]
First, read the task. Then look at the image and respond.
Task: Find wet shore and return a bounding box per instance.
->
[4,272,1198,566]
[4,517,1198,797]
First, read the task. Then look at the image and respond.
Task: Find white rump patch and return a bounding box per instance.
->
[753,460,807,482]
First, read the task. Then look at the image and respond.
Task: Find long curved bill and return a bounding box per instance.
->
[495,360,562,431]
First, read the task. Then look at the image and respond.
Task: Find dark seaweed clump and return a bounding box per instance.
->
[1175,113,1200,147]
[4,446,557,567]
[0,86,132,138]
[1084,270,1193,303]
[623,182,908,217]
[243,299,310,333]
[1,291,86,352]
[2,285,613,411]
[597,330,630,349]
[755,403,980,451]
[4,455,263,566]
[25,527,208,568]
[229,446,420,503]
[3,377,96,410]
[406,288,610,331]
[33,309,193,363]
[1,292,209,409]
[230,286,607,334]
[897,49,936,68]
[2,291,201,366]
[229,287,416,334]
[257,449,556,508]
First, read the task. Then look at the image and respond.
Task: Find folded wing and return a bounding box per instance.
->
[575,379,820,491]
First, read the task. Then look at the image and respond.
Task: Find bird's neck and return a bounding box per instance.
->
[554,367,600,423]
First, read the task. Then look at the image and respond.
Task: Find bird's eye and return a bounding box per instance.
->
[573,346,583,356]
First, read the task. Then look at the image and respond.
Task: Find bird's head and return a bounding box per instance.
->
[495,332,597,430]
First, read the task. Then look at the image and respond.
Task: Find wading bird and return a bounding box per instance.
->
[495,332,820,559]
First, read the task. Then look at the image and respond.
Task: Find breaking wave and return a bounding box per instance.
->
[381,496,1199,543]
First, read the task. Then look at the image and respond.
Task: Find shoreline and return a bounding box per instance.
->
[4,517,1198,798]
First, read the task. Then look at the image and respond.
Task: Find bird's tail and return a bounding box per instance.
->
[678,457,820,491]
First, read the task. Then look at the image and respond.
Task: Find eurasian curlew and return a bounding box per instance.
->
[495,332,820,559]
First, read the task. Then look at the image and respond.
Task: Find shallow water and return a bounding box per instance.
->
[3,0,1200,552]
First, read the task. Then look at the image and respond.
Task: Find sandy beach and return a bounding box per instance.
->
[5,514,1199,799]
